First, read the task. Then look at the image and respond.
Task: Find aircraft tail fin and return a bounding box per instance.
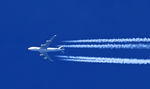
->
[59,46,65,54]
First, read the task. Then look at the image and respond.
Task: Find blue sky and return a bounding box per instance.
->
[1,0,150,89]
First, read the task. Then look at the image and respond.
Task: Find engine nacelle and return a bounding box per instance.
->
[44,57,47,60]
[41,44,46,47]
[40,54,44,56]
[46,40,51,42]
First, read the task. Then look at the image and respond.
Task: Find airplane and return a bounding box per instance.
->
[28,35,64,62]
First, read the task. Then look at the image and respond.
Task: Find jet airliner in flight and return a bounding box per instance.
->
[28,35,64,62]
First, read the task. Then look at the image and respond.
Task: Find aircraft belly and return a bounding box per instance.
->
[39,49,47,52]
[47,49,58,52]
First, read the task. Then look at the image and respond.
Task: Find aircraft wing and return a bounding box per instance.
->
[40,35,56,49]
[41,52,53,62]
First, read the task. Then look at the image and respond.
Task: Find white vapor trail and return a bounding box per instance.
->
[60,44,150,49]
[56,55,150,64]
[63,38,150,43]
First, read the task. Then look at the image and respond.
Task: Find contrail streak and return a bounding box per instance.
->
[59,44,150,49]
[56,55,150,64]
[63,38,150,43]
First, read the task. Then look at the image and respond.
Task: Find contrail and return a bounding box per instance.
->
[59,44,150,49]
[56,55,150,64]
[63,38,150,43]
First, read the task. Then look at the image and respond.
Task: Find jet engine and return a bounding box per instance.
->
[46,40,51,42]
[40,54,44,56]
[44,57,47,60]
[41,44,46,47]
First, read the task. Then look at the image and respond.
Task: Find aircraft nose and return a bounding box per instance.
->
[28,47,31,50]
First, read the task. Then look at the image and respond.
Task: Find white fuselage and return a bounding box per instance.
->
[28,47,63,53]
